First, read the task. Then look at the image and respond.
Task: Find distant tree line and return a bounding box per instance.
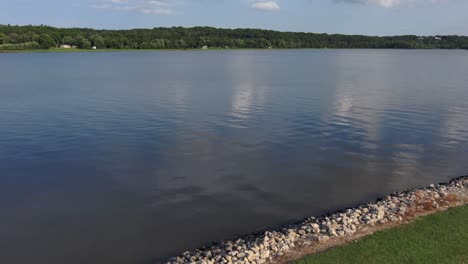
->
[1,24,468,50]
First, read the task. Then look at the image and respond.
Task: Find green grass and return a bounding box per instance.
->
[296,205,468,264]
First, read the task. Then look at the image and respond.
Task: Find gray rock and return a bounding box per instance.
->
[236,252,246,258]
[260,250,270,259]
[310,223,319,229]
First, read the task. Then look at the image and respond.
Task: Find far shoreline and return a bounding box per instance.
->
[2,47,468,54]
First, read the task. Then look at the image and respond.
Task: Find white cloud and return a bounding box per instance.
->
[91,0,175,15]
[148,0,171,7]
[108,0,129,3]
[335,0,448,8]
[140,7,174,14]
[91,0,448,16]
[251,1,281,11]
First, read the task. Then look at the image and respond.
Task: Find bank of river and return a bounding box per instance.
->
[163,176,468,264]
[295,204,468,264]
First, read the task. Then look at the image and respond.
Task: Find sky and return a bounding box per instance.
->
[1,0,468,35]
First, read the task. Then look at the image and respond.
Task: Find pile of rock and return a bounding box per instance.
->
[164,177,467,264]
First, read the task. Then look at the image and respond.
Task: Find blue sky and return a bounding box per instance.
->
[1,0,467,35]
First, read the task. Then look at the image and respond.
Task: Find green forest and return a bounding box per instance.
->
[1,24,468,51]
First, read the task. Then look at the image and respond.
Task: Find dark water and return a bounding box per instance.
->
[1,50,468,264]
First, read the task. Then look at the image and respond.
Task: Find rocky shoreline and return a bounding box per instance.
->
[163,176,468,264]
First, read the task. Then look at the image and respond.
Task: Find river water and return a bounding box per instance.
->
[1,49,468,263]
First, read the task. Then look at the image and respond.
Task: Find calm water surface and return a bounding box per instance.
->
[1,50,468,264]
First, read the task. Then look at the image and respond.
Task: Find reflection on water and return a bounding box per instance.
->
[0,50,468,264]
